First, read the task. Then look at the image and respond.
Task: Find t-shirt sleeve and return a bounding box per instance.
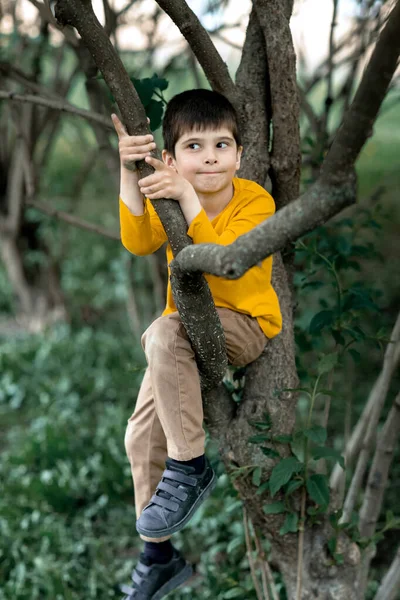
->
[187,192,275,245]
[119,197,167,256]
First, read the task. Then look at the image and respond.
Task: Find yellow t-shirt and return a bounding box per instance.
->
[119,177,282,339]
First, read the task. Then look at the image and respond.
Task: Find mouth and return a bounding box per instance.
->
[198,171,222,175]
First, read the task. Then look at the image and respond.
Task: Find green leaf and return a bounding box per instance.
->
[327,536,337,555]
[285,479,304,496]
[223,588,245,598]
[316,389,337,398]
[248,421,271,430]
[260,446,280,458]
[303,426,327,445]
[256,481,270,495]
[306,474,330,506]
[131,77,154,107]
[269,458,303,497]
[348,349,361,364]
[149,73,169,92]
[252,466,262,487]
[309,310,334,334]
[343,326,366,341]
[226,537,243,554]
[311,446,345,469]
[263,501,286,515]
[248,434,271,444]
[146,99,164,131]
[279,512,298,535]
[273,435,293,444]
[301,280,325,291]
[318,352,339,375]
[331,329,346,346]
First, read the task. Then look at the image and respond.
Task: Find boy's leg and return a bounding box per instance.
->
[141,312,206,461]
[135,313,216,538]
[124,367,171,542]
[217,307,268,367]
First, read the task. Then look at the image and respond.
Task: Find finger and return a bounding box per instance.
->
[145,155,166,171]
[144,190,169,200]
[119,136,155,151]
[138,172,162,187]
[123,152,152,163]
[111,113,127,138]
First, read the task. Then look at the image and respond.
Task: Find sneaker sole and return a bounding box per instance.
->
[136,471,217,538]
[152,562,193,599]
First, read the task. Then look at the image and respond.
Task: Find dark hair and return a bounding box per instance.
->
[162,89,241,156]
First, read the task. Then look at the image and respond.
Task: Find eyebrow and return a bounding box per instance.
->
[181,135,235,144]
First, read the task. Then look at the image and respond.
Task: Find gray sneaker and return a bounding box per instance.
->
[120,549,193,599]
[136,457,217,539]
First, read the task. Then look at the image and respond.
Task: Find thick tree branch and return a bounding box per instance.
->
[373,547,400,600]
[235,5,271,186]
[359,390,400,538]
[172,0,400,277]
[54,0,228,389]
[154,0,236,103]
[341,312,400,523]
[172,175,357,278]
[253,0,301,209]
[356,391,400,599]
[331,311,400,491]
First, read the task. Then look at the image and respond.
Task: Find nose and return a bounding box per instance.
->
[204,149,218,164]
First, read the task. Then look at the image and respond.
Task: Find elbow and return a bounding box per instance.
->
[121,234,150,257]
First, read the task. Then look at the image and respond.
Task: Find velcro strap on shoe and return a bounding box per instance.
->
[120,583,135,595]
[163,469,197,486]
[132,570,144,586]
[157,481,188,501]
[136,562,151,575]
[150,493,179,512]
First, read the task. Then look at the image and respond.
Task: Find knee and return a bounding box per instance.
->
[141,316,179,359]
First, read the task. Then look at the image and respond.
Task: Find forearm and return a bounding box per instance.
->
[179,186,202,226]
[119,167,145,215]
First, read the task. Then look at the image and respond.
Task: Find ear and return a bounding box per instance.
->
[235,145,243,171]
[162,149,176,169]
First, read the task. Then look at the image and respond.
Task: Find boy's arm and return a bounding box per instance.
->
[113,114,167,255]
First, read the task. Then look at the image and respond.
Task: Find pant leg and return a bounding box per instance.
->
[141,312,205,461]
[217,308,268,366]
[124,308,267,543]
[124,368,171,542]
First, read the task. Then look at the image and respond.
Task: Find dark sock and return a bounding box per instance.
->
[143,540,174,565]
[168,454,206,475]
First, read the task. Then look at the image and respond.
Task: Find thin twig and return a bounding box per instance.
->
[243,508,264,600]
[25,198,119,240]
[332,311,400,493]
[252,524,275,600]
[295,485,306,600]
[0,91,113,130]
[341,312,400,523]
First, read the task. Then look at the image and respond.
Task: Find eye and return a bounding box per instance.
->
[217,142,228,148]
[188,143,200,149]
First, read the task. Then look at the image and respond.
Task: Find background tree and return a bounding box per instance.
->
[0,1,399,599]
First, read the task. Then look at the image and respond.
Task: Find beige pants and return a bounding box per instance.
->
[124,307,268,541]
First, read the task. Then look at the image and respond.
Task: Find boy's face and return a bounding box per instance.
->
[162,127,242,196]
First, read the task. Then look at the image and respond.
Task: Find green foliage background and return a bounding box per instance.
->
[1,37,399,600]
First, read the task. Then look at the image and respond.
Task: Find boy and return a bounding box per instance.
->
[113,89,282,599]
